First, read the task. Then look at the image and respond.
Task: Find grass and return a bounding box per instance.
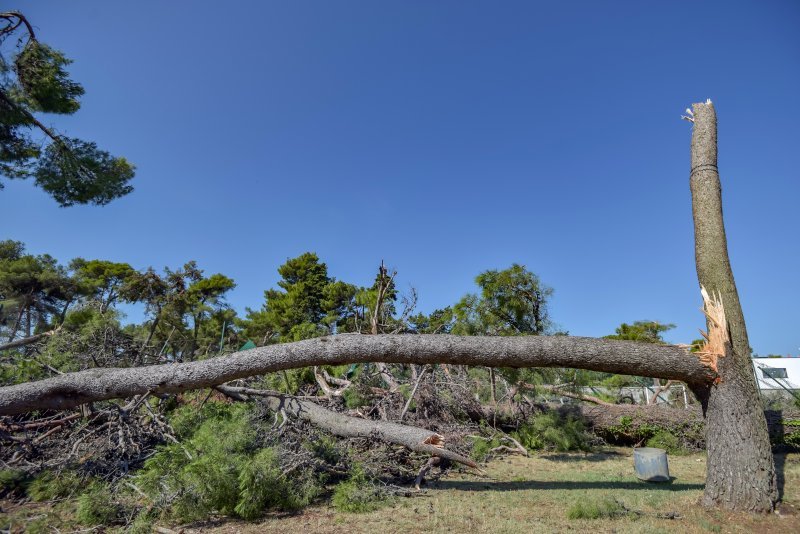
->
[176,448,800,534]
[566,496,629,519]
[2,449,799,533]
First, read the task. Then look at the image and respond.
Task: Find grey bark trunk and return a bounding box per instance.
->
[0,333,709,415]
[689,100,777,512]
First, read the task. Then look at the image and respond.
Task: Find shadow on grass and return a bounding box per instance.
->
[431,480,704,492]
[775,452,786,500]
[539,451,625,463]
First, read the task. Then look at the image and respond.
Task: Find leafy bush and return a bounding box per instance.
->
[646,430,686,455]
[515,412,591,452]
[567,496,628,519]
[331,464,388,513]
[76,482,119,526]
[27,469,84,501]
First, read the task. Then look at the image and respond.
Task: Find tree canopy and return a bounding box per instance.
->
[0,11,134,206]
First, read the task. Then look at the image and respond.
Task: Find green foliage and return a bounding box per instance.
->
[69,258,135,309]
[784,431,800,448]
[254,367,316,394]
[0,242,74,341]
[566,496,628,520]
[331,464,389,513]
[599,415,705,450]
[646,430,687,455]
[34,137,135,207]
[452,264,553,336]
[116,261,237,360]
[342,386,371,408]
[470,435,503,462]
[27,469,84,501]
[0,468,28,496]
[235,448,321,519]
[514,412,591,452]
[0,12,135,205]
[75,481,118,526]
[13,41,83,113]
[137,401,321,522]
[241,253,365,343]
[604,321,675,343]
[305,434,342,465]
[408,306,454,334]
[128,511,157,534]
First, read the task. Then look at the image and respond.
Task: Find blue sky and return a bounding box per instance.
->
[2,1,798,355]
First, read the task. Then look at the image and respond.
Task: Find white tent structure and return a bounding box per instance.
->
[752,357,800,393]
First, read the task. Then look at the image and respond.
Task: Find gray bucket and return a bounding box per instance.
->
[633,447,670,482]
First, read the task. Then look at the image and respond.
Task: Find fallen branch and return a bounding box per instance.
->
[215,385,479,469]
[399,364,428,421]
[535,384,614,407]
[0,327,61,352]
[414,456,439,489]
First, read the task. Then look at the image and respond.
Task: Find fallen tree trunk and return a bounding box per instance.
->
[215,385,478,469]
[0,334,711,415]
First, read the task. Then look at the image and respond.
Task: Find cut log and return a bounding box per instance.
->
[0,334,711,416]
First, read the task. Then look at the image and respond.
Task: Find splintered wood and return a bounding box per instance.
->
[423,433,445,448]
[696,286,729,380]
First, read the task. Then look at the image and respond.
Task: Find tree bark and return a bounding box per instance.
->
[0,333,710,415]
[689,100,777,512]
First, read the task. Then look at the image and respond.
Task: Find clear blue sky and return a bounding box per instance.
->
[2,1,798,355]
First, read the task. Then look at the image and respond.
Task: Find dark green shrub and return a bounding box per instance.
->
[567,496,628,519]
[76,482,119,526]
[331,464,388,513]
[515,412,590,452]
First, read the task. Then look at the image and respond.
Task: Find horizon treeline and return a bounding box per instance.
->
[1,238,687,383]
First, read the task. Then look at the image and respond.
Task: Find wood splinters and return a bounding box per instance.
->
[695,286,729,379]
[423,433,445,449]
